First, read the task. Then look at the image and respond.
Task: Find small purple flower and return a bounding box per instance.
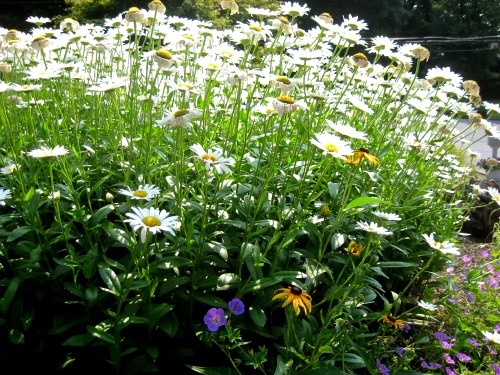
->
[429,363,442,369]
[464,290,475,303]
[228,298,245,315]
[434,332,452,341]
[467,338,479,347]
[440,341,454,349]
[443,354,455,364]
[376,359,390,375]
[203,307,227,332]
[396,347,404,357]
[402,324,411,332]
[456,353,471,362]
[461,255,471,263]
[446,368,458,375]
[488,346,498,355]
[420,358,430,369]
[481,250,490,259]
[492,363,500,375]
[448,298,458,304]
[495,323,500,333]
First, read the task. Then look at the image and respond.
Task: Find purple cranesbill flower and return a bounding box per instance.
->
[495,323,500,333]
[434,332,452,341]
[456,353,471,362]
[402,324,411,332]
[488,346,498,355]
[464,290,475,303]
[228,298,245,315]
[440,341,454,349]
[420,358,430,369]
[461,255,471,263]
[376,359,390,375]
[481,250,491,259]
[446,368,458,375]
[396,347,404,357]
[203,307,227,332]
[443,354,455,364]
[429,363,442,369]
[467,338,479,347]
[492,363,500,375]
[448,298,458,304]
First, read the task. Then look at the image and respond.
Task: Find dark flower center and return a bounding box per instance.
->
[290,285,302,295]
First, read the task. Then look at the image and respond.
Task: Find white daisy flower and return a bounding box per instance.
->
[310,133,353,160]
[118,184,161,201]
[326,120,368,140]
[0,188,12,205]
[190,144,234,174]
[422,233,460,255]
[156,107,202,128]
[1,164,19,175]
[28,146,69,158]
[355,221,393,235]
[486,187,500,205]
[124,206,178,243]
[425,67,462,87]
[418,300,437,311]
[279,1,310,17]
[373,211,401,221]
[269,95,307,116]
[483,331,500,344]
[26,16,51,26]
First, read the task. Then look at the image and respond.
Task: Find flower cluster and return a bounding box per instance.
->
[204,298,245,332]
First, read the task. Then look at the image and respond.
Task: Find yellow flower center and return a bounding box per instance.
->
[179,83,194,90]
[207,63,219,69]
[8,29,17,33]
[173,109,189,117]
[220,50,233,57]
[249,25,263,31]
[320,12,332,18]
[142,215,161,227]
[277,95,295,104]
[276,76,291,84]
[324,144,339,153]
[183,34,195,41]
[265,109,277,114]
[353,53,367,61]
[155,49,172,59]
[8,40,19,45]
[202,154,218,162]
[133,189,148,198]
[278,17,289,24]
[128,7,140,13]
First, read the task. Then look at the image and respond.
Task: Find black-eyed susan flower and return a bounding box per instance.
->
[272,285,312,316]
[345,148,380,166]
[378,313,405,330]
[348,240,363,256]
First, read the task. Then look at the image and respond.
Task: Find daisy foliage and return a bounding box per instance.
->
[0,1,495,374]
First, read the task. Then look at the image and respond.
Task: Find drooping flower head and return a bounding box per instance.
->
[345,148,380,166]
[348,240,363,256]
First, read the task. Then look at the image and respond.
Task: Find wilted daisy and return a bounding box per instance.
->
[28,146,69,158]
[422,233,460,255]
[269,95,307,116]
[355,221,393,235]
[0,188,12,205]
[311,133,353,160]
[220,0,239,15]
[190,144,234,174]
[124,206,178,243]
[118,184,161,201]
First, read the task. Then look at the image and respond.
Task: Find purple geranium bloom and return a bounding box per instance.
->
[467,338,480,347]
[203,307,227,332]
[420,358,430,369]
[456,353,471,362]
[495,323,500,333]
[376,359,390,375]
[228,298,245,315]
[446,368,458,375]
[443,354,455,364]
[481,250,491,259]
[461,255,471,263]
[440,341,454,349]
[396,347,404,357]
[429,363,442,369]
[492,363,500,375]
[402,324,411,332]
[434,332,452,341]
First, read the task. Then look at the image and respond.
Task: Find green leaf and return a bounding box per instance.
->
[217,273,240,290]
[158,276,190,296]
[327,182,340,198]
[149,303,175,327]
[241,277,281,294]
[87,325,115,344]
[157,256,191,269]
[23,186,34,202]
[7,226,33,242]
[191,291,227,308]
[98,265,121,296]
[377,261,418,268]
[343,196,389,211]
[186,366,235,375]
[158,313,178,337]
[8,329,24,344]
[1,277,19,313]
[88,204,114,227]
[249,306,267,327]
